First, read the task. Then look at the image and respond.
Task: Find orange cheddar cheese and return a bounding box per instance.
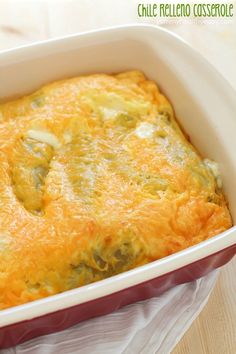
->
[0,71,232,310]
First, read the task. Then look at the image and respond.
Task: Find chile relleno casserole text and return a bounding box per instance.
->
[0,71,232,309]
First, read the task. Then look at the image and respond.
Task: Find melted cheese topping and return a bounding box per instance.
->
[0,71,232,310]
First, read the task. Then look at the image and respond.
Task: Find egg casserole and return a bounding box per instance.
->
[0,71,232,310]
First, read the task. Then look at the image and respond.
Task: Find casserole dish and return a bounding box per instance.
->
[0,24,235,348]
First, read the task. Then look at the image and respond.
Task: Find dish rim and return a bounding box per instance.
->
[0,23,235,328]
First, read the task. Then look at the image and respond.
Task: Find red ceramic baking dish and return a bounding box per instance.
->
[0,25,235,349]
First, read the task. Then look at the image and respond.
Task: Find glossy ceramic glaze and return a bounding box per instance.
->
[0,25,235,349]
[0,244,236,349]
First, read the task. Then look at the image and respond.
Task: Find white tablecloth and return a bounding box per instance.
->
[3,271,218,354]
[0,1,235,352]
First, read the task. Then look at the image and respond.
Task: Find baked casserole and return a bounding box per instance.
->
[0,71,232,310]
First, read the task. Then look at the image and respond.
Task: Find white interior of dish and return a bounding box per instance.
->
[0,25,235,327]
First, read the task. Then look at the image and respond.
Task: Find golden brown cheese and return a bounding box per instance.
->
[0,71,232,310]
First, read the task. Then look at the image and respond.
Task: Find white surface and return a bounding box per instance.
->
[0,25,236,330]
[3,271,218,354]
[0,0,235,88]
[0,2,235,351]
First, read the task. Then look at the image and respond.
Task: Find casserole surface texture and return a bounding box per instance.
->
[0,70,232,310]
